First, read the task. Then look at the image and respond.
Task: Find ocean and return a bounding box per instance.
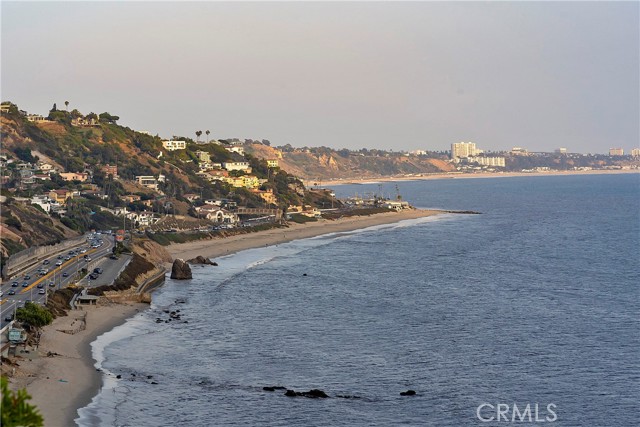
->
[77,173,639,427]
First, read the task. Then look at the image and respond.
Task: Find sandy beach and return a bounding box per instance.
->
[7,303,146,427]
[165,208,442,261]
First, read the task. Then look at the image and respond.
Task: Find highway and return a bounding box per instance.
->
[0,232,117,329]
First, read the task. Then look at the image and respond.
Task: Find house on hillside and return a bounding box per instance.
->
[249,189,278,205]
[222,161,251,172]
[60,172,89,182]
[195,204,238,224]
[162,140,186,151]
[48,189,74,205]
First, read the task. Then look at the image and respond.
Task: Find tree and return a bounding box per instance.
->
[65,100,69,111]
[1,376,44,427]
[195,130,202,142]
[15,302,53,328]
[205,130,210,143]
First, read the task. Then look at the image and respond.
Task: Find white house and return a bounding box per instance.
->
[162,140,187,151]
[222,161,251,172]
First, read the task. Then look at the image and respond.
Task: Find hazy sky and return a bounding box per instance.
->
[2,1,638,153]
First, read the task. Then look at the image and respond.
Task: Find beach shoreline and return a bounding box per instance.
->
[8,303,146,427]
[165,208,444,262]
[7,208,445,426]
[314,168,639,186]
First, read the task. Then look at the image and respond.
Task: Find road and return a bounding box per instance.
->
[0,232,118,329]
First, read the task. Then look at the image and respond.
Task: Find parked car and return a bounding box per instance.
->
[88,273,98,280]
[93,268,103,275]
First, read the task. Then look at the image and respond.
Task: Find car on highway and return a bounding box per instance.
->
[80,249,87,254]
[38,289,45,295]
[85,257,92,262]
[37,283,44,289]
[23,275,31,280]
[11,282,19,287]
[8,290,16,295]
[56,261,63,266]
[62,272,69,277]
[58,255,63,259]
[68,251,75,255]
[49,281,55,287]
[4,315,12,322]
[24,299,30,304]
[43,259,50,265]
[22,282,29,287]
[64,256,71,261]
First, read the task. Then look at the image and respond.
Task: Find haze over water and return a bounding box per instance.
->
[79,173,639,426]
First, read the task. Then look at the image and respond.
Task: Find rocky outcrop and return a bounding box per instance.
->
[284,389,329,398]
[170,259,192,280]
[187,255,217,266]
[400,390,416,396]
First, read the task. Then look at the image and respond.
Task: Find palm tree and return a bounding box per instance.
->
[205,130,210,143]
[195,130,202,142]
[65,101,69,111]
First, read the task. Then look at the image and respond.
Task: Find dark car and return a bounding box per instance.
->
[11,282,19,287]
[8,290,16,295]
[4,315,13,322]
[37,283,44,289]
[22,282,29,287]
[57,255,63,260]
[62,272,69,277]
[23,275,31,280]
[88,273,99,280]
[43,260,50,265]
[93,268,103,275]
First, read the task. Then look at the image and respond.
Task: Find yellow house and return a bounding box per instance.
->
[48,189,74,204]
[250,189,278,205]
[266,159,279,168]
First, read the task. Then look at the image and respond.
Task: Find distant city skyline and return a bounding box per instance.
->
[2,2,638,154]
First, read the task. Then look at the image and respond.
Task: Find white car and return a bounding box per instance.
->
[55,261,63,266]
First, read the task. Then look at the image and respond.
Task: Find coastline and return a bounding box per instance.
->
[8,209,442,426]
[9,303,146,427]
[165,208,443,261]
[316,168,639,186]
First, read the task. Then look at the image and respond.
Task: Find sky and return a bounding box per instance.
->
[1,1,638,154]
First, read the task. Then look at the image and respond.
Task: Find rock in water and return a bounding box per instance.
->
[187,255,214,265]
[400,390,416,396]
[171,259,192,279]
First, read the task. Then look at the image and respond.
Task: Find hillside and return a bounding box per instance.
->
[246,144,455,181]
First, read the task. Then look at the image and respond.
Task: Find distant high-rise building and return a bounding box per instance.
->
[609,148,624,156]
[451,142,478,159]
[555,147,567,154]
[470,156,506,167]
[631,148,640,157]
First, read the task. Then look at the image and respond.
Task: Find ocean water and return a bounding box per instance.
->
[77,173,639,427]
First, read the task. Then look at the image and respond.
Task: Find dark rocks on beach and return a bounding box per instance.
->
[400,390,416,396]
[187,255,215,265]
[116,375,122,379]
[263,386,286,392]
[171,259,192,280]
